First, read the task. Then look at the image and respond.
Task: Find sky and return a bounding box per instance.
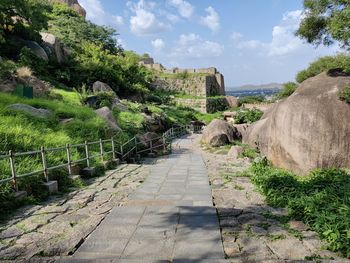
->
[78,0,341,87]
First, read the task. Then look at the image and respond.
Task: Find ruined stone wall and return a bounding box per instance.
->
[174,97,229,113]
[153,74,225,97]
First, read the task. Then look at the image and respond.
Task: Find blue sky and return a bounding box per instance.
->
[79,0,340,87]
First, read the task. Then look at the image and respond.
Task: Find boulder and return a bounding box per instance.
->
[244,71,350,174]
[40,33,65,63]
[226,96,239,108]
[53,0,86,18]
[202,119,240,147]
[137,132,164,154]
[95,107,121,131]
[136,132,161,148]
[23,41,48,61]
[142,113,166,133]
[92,81,115,94]
[227,145,244,160]
[7,104,52,118]
[232,123,250,141]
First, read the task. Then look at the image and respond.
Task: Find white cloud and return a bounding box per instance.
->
[200,6,220,32]
[128,0,170,36]
[79,0,124,28]
[168,0,194,18]
[230,10,309,56]
[230,32,243,41]
[171,33,224,58]
[151,38,165,51]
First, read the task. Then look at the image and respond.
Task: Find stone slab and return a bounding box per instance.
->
[43,180,58,193]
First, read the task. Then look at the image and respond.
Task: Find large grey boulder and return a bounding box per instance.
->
[95,107,121,131]
[7,104,52,118]
[40,33,65,63]
[244,71,350,174]
[92,81,115,94]
[23,41,48,61]
[202,119,240,146]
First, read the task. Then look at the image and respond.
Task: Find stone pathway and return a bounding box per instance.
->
[0,164,149,262]
[59,135,227,262]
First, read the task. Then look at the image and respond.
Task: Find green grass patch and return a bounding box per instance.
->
[250,159,350,258]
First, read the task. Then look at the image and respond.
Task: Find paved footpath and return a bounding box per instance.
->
[59,135,228,263]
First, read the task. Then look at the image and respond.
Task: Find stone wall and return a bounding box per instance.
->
[175,97,229,113]
[153,74,225,97]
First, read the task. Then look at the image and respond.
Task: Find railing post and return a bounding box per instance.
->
[66,144,72,176]
[85,141,90,167]
[9,150,18,192]
[111,137,116,160]
[120,145,123,160]
[150,140,153,154]
[134,137,138,154]
[163,135,166,151]
[99,138,104,162]
[41,146,49,182]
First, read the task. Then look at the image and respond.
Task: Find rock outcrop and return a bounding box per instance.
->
[7,104,52,118]
[52,0,86,18]
[23,41,48,61]
[202,119,240,146]
[92,81,115,94]
[244,71,350,174]
[95,107,121,131]
[40,33,66,64]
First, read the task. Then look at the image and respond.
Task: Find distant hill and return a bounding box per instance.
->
[228,83,283,91]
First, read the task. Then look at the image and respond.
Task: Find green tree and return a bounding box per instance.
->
[47,3,122,54]
[0,0,51,43]
[296,0,350,48]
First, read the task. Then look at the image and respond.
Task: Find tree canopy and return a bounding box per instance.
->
[0,0,51,43]
[296,0,350,48]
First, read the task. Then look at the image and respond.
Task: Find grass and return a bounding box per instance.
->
[249,159,350,258]
[50,89,81,105]
[0,91,120,220]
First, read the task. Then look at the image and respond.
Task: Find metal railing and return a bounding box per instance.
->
[0,125,203,192]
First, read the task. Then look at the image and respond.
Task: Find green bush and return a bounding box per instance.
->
[250,160,350,258]
[19,47,49,76]
[238,95,265,106]
[275,82,298,99]
[234,109,263,124]
[0,60,17,80]
[339,85,350,104]
[296,54,350,83]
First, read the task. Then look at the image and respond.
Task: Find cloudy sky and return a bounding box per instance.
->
[78,0,340,87]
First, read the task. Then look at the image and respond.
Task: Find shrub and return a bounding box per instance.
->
[0,60,17,80]
[238,95,265,106]
[339,85,350,104]
[19,47,49,76]
[296,54,350,83]
[250,160,350,258]
[234,109,263,124]
[275,82,298,99]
